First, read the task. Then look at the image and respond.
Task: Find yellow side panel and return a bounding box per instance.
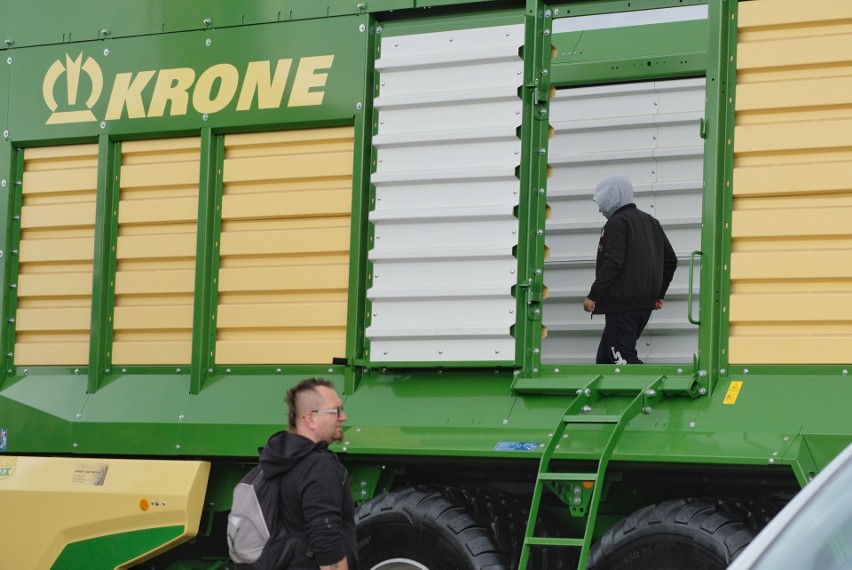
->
[112,138,199,365]
[731,1,852,364]
[15,144,98,365]
[0,456,209,569]
[217,127,353,364]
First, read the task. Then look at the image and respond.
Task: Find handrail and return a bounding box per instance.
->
[688,250,702,325]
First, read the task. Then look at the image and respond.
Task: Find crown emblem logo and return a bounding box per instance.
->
[42,53,103,125]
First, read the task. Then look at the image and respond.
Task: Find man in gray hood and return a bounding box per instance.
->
[583,175,677,364]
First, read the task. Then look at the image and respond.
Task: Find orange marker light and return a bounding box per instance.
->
[139,498,150,511]
[582,481,594,490]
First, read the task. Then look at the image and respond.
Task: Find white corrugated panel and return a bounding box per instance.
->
[367,24,524,363]
[543,78,705,363]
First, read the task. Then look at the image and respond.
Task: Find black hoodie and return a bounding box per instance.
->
[588,203,678,314]
[259,431,358,569]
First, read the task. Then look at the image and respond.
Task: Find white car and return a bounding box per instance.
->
[728,442,852,569]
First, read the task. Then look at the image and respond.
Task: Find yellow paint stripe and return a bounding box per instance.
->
[18,273,92,296]
[22,169,98,195]
[730,250,852,280]
[117,234,197,259]
[220,226,350,256]
[739,0,852,29]
[730,337,852,365]
[118,197,199,225]
[217,302,347,328]
[218,265,348,292]
[738,33,852,70]
[114,306,194,330]
[216,340,344,364]
[732,207,852,238]
[730,293,852,322]
[115,269,196,294]
[735,118,852,154]
[16,307,90,331]
[222,188,351,219]
[112,342,191,365]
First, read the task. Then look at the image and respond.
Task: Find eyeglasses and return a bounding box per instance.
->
[309,406,344,418]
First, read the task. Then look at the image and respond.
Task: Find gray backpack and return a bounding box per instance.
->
[227,466,296,568]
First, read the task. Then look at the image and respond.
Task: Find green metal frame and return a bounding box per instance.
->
[88,136,119,393]
[0,149,22,384]
[514,1,553,376]
[713,0,738,383]
[190,128,221,394]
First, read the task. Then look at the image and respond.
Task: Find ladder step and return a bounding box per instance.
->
[525,537,585,547]
[539,472,598,482]
[563,414,622,424]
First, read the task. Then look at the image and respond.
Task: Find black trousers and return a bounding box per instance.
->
[595,310,652,364]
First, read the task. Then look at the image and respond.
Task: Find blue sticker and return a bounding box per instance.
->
[493,441,540,452]
[0,428,6,452]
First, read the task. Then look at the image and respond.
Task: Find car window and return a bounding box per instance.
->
[752,458,852,570]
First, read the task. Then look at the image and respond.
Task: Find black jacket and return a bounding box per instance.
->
[259,431,358,570]
[588,203,677,314]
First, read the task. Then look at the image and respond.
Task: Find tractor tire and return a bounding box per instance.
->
[442,487,574,569]
[355,487,511,570]
[587,498,761,570]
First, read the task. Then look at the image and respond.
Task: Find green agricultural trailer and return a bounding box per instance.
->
[0,0,850,568]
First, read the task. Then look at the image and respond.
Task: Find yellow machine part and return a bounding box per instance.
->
[0,455,210,569]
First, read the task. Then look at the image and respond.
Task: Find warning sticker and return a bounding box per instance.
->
[723,381,743,405]
[0,428,6,452]
[493,441,541,452]
[72,462,109,486]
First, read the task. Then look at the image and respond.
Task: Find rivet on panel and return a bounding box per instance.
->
[359,24,366,32]
[698,387,707,396]
[6,57,12,65]
[100,122,106,129]
[1,180,6,187]
[176,444,181,450]
[104,49,110,56]
[554,368,559,373]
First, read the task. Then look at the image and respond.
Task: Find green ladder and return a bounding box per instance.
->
[518,376,665,570]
